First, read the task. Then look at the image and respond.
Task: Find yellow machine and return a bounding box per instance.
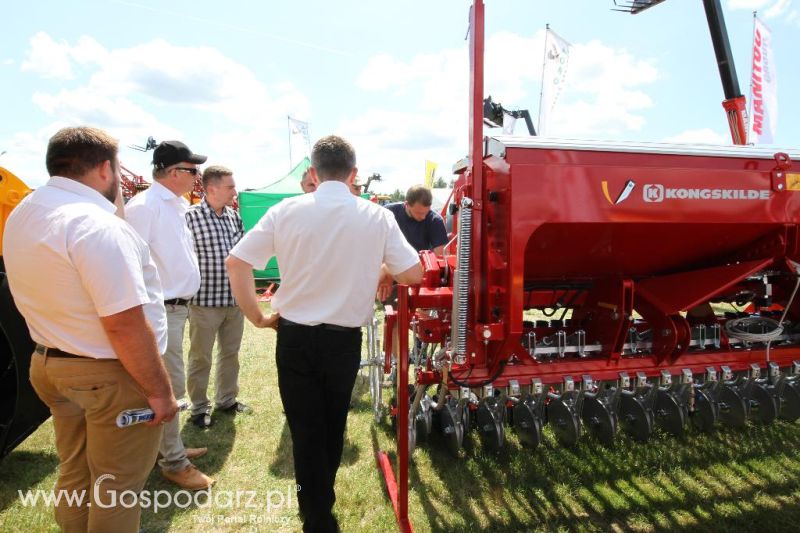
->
[0,166,31,253]
[0,166,48,461]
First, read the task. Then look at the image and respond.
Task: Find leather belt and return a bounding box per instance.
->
[278,317,360,333]
[35,344,86,359]
[164,298,190,306]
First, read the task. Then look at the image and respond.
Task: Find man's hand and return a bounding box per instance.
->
[145,395,179,426]
[227,254,273,327]
[376,264,394,302]
[376,281,393,302]
[256,312,280,330]
[100,305,176,425]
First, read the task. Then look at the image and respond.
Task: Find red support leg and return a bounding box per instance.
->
[376,284,413,533]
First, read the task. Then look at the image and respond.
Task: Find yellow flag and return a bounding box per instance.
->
[425,160,437,188]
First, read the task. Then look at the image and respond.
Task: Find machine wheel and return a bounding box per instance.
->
[414,393,433,443]
[619,393,654,443]
[691,388,718,433]
[476,397,505,452]
[512,396,543,449]
[582,396,617,446]
[718,383,748,428]
[407,411,417,453]
[778,380,800,422]
[655,389,686,438]
[460,399,472,443]
[748,382,778,425]
[439,397,465,456]
[547,397,581,447]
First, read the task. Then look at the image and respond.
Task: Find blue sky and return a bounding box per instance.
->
[1,0,798,193]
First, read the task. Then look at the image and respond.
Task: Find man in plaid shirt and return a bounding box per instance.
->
[186,165,250,428]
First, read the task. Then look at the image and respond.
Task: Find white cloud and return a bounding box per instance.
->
[27,34,311,129]
[727,0,795,19]
[11,28,661,195]
[549,39,659,137]
[21,32,74,79]
[0,125,68,187]
[727,0,773,9]
[765,0,793,18]
[662,128,729,144]
[12,32,313,190]
[351,31,660,192]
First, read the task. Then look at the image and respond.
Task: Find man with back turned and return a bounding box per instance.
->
[226,135,423,532]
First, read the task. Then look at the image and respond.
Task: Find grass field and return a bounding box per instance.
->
[2,304,800,532]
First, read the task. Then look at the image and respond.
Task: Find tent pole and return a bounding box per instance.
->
[288,115,293,170]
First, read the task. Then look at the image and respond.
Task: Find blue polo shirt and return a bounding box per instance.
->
[385,202,448,252]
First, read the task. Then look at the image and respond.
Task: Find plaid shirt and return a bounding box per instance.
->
[186,198,244,307]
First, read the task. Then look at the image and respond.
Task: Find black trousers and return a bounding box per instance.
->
[276,323,361,533]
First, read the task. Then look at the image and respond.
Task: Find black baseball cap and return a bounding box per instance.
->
[152,140,207,169]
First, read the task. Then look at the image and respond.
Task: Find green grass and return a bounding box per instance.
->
[3,304,800,532]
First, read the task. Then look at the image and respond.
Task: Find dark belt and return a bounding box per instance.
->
[35,344,86,359]
[279,317,360,333]
[164,298,190,306]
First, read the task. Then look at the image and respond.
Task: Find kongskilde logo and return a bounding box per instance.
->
[601,179,636,205]
[643,184,664,203]
[642,184,770,203]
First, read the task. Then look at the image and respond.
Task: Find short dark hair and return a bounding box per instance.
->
[202,165,233,189]
[405,185,432,207]
[311,135,356,181]
[46,126,118,179]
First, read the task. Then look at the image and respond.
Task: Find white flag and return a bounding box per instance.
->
[288,117,311,164]
[502,114,517,135]
[538,28,571,136]
[748,17,777,144]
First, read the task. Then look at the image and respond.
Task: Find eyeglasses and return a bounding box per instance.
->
[173,167,200,176]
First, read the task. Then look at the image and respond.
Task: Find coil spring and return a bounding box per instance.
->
[451,197,473,361]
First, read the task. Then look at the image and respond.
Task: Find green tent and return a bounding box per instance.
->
[238,157,310,279]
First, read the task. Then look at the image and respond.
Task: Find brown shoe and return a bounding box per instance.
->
[162,464,214,490]
[185,447,207,460]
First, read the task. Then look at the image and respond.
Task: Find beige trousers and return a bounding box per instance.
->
[29,353,162,533]
[158,304,190,472]
[187,305,244,416]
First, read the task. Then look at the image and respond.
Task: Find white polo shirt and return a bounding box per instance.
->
[125,180,201,300]
[3,177,167,358]
[231,180,419,328]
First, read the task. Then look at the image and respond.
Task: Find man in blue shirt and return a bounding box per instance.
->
[385,185,448,255]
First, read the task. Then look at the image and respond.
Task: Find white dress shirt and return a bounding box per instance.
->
[231,180,419,327]
[3,177,167,358]
[125,180,201,300]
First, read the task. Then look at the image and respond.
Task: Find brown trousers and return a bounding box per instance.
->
[29,353,162,533]
[187,305,244,416]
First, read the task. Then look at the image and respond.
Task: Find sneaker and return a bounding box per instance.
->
[217,401,252,414]
[162,464,214,490]
[190,413,212,429]
[185,447,207,460]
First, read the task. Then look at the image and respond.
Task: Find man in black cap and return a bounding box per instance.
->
[126,140,214,490]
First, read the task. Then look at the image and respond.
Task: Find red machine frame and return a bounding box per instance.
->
[376,2,800,531]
